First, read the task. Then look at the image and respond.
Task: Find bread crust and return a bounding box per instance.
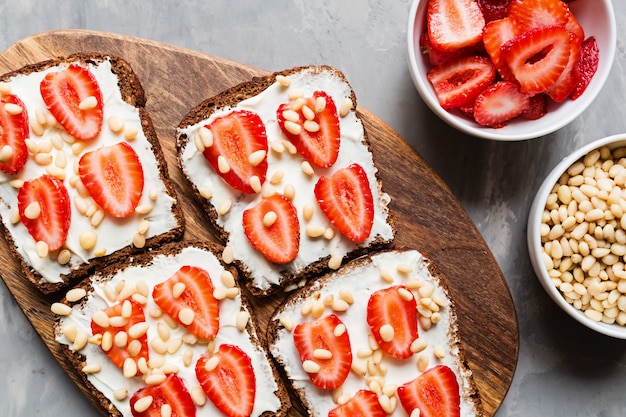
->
[54,239,291,417]
[0,53,185,294]
[176,65,395,297]
[266,248,484,416]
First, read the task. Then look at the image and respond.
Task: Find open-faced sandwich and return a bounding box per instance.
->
[0,53,184,294]
[53,240,291,417]
[267,248,484,417]
[176,66,395,297]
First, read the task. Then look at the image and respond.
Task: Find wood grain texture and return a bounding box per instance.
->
[0,30,518,416]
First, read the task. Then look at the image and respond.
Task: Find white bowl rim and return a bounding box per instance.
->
[528,133,626,339]
[406,0,617,141]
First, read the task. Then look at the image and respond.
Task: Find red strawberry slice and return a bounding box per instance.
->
[366,285,418,360]
[0,94,28,174]
[477,0,513,23]
[203,109,268,194]
[40,64,103,141]
[502,25,571,95]
[426,55,496,110]
[130,374,196,417]
[196,344,256,417]
[17,174,70,252]
[314,163,374,243]
[328,390,386,417]
[571,36,599,100]
[152,265,219,340]
[242,193,300,264]
[546,32,582,102]
[427,0,485,52]
[482,17,522,81]
[397,365,461,417]
[276,90,340,168]
[565,9,584,41]
[508,0,569,30]
[473,81,530,128]
[91,299,149,369]
[78,141,144,218]
[293,313,352,390]
[522,94,548,120]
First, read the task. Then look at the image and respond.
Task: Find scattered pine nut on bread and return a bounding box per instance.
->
[267,248,484,417]
[0,53,184,294]
[53,240,291,417]
[176,65,395,297]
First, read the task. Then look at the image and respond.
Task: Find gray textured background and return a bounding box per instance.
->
[1,1,625,416]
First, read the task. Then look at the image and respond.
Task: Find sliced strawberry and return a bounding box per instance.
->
[502,25,571,95]
[477,0,513,23]
[482,17,522,81]
[571,36,599,100]
[419,31,484,67]
[0,94,28,174]
[91,299,149,369]
[426,55,496,110]
[17,174,70,251]
[78,141,144,218]
[508,0,569,30]
[293,313,352,390]
[565,8,584,41]
[522,93,548,120]
[473,81,530,128]
[243,193,299,264]
[546,32,582,102]
[196,344,256,417]
[130,374,196,417]
[427,0,485,52]
[152,265,219,340]
[203,109,268,194]
[277,90,340,168]
[367,285,418,360]
[328,390,386,417]
[397,365,461,417]
[314,163,374,243]
[40,64,103,141]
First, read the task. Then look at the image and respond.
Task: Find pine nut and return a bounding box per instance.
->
[108,116,125,133]
[133,395,153,413]
[284,120,301,135]
[24,201,41,219]
[123,358,138,378]
[0,145,12,162]
[204,356,220,372]
[339,97,353,117]
[276,74,291,87]
[51,302,72,316]
[191,386,207,406]
[172,282,186,298]
[79,230,97,251]
[248,150,266,166]
[36,241,49,258]
[303,120,320,133]
[82,362,102,374]
[263,210,277,227]
[217,198,232,215]
[124,126,139,141]
[236,310,250,331]
[179,308,195,325]
[302,359,321,373]
[128,322,149,339]
[250,175,262,193]
[78,96,98,110]
[379,324,395,342]
[66,288,87,303]
[301,161,314,176]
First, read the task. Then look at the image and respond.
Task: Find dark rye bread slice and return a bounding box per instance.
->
[0,53,184,294]
[53,240,291,417]
[267,248,484,417]
[176,65,395,297]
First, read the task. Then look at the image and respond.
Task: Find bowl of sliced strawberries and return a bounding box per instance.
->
[407,0,616,140]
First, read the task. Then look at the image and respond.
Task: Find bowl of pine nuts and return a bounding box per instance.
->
[528,134,626,338]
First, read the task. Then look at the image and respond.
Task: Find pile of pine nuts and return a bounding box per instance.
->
[540,145,626,326]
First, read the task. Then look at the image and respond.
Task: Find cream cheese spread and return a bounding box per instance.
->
[270,249,479,416]
[177,68,394,293]
[0,58,180,284]
[56,245,282,416]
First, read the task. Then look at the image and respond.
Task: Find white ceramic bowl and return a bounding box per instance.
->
[406,0,616,141]
[528,134,626,339]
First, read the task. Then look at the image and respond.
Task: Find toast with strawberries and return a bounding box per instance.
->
[267,248,484,417]
[176,66,395,297]
[53,240,291,417]
[0,53,184,294]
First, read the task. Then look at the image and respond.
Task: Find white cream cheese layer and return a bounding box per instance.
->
[0,58,180,284]
[56,245,282,417]
[270,250,479,417]
[178,69,394,293]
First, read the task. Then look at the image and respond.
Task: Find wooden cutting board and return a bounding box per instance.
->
[0,30,518,416]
